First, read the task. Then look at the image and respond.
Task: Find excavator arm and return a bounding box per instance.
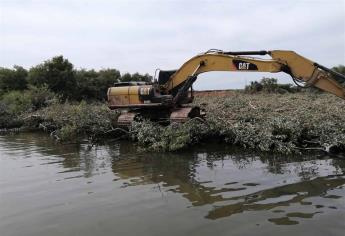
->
[163,50,345,103]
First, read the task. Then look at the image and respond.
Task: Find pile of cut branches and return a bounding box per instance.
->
[131,92,345,154]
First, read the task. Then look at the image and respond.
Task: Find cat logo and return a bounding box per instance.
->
[233,59,258,70]
[139,87,151,95]
[238,62,250,70]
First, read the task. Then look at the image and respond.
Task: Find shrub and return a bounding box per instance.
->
[1,90,32,114]
[261,77,278,92]
[0,66,28,95]
[245,81,263,93]
[0,102,23,128]
[32,102,119,142]
[130,119,211,151]
[27,85,57,109]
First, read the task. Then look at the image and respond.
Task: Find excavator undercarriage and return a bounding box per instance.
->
[116,106,201,128]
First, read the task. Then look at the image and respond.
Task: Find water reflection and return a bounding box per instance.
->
[108,146,345,223]
[1,133,345,229]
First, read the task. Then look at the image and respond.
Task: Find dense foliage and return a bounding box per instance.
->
[28,102,119,142]
[28,56,76,99]
[0,66,28,95]
[0,55,152,101]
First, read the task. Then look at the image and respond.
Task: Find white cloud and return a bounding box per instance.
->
[0,0,344,89]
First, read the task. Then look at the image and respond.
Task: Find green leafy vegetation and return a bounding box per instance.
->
[28,102,119,142]
[0,66,28,95]
[130,118,211,151]
[28,56,76,99]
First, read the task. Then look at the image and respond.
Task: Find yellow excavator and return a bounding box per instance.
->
[107,50,345,127]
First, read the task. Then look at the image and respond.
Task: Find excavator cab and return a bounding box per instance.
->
[158,70,177,85]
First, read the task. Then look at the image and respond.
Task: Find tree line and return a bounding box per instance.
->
[0,55,152,101]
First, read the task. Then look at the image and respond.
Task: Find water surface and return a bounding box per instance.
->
[0,133,344,236]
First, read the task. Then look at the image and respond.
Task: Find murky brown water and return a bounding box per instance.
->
[0,133,344,236]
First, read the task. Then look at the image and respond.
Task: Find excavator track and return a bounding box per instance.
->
[116,106,202,128]
[117,112,138,128]
[170,106,201,123]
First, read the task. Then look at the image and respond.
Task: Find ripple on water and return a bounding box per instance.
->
[0,133,345,236]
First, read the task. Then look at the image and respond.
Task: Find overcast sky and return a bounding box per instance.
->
[1,0,344,90]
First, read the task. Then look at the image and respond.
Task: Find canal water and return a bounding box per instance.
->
[0,133,344,236]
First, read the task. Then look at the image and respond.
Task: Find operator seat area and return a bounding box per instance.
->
[158,70,177,85]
